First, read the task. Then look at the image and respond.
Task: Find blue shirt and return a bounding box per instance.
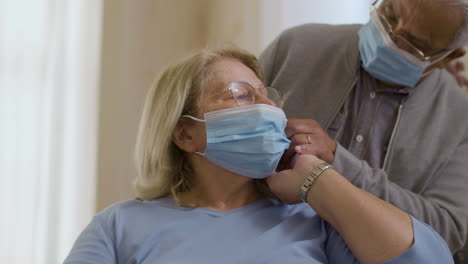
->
[64,198,453,264]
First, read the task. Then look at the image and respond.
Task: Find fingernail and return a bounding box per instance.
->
[295,146,302,153]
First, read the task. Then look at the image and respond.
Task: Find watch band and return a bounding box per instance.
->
[299,162,333,202]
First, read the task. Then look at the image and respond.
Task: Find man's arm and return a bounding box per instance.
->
[259,31,468,252]
[276,116,468,252]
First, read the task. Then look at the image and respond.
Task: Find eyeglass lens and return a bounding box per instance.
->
[374,1,450,61]
[229,82,283,107]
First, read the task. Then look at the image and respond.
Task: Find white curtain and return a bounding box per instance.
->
[0,0,102,263]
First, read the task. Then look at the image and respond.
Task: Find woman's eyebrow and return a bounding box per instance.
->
[218,83,235,97]
[213,82,229,94]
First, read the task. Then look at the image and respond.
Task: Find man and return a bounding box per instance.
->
[260,0,468,262]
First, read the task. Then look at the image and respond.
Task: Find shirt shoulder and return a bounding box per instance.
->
[104,198,197,224]
[276,23,362,49]
[96,199,174,218]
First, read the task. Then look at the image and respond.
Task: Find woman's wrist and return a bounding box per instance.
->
[304,166,345,226]
[299,162,333,202]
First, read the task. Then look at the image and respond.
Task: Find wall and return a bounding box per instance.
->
[204,0,260,54]
[97,0,209,211]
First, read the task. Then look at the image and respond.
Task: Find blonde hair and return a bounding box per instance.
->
[134,47,273,203]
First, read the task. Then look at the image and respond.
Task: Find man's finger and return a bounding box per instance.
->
[285,119,320,137]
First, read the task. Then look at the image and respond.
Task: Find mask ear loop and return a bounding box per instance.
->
[181,115,206,123]
[180,115,207,156]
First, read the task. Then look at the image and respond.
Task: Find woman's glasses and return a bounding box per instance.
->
[228,81,283,108]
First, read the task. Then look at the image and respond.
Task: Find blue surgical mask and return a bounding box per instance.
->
[183,104,291,179]
[358,9,430,87]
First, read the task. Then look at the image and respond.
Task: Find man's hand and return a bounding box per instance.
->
[441,48,468,90]
[278,119,336,170]
[267,154,322,204]
[445,60,468,89]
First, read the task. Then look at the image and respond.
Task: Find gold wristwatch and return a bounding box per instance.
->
[300,162,333,202]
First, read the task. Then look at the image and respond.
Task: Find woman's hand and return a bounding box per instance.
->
[267,154,323,204]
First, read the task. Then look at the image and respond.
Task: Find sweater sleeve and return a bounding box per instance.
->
[325,216,453,264]
[332,141,468,253]
[259,34,281,88]
[63,206,118,264]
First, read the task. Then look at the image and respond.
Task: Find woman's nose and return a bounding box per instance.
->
[255,93,277,107]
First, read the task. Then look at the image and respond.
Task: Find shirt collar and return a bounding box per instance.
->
[360,66,412,95]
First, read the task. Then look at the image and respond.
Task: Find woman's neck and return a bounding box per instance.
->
[179,156,263,212]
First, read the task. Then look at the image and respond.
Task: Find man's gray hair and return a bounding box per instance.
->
[448,0,468,49]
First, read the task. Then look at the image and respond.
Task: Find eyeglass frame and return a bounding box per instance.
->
[227,81,283,108]
[371,0,452,62]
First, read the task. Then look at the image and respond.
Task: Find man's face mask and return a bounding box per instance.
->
[358,7,433,87]
[183,104,291,179]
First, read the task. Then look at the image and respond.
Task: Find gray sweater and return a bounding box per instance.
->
[260,23,468,252]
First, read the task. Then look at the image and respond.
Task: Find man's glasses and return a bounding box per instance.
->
[371,0,451,62]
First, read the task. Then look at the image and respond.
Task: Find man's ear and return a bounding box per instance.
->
[172,121,198,153]
[437,48,466,68]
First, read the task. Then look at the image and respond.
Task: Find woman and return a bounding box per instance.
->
[64,48,452,264]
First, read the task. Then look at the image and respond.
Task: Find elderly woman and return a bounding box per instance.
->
[64,48,452,264]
